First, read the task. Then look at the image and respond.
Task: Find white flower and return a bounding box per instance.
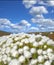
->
[19,42,23,46]
[47,53,54,60]
[0,56,2,62]
[2,54,7,63]
[0,33,54,65]
[18,48,23,54]
[24,51,32,58]
[33,42,39,47]
[37,49,43,55]
[6,38,13,44]
[38,55,44,62]
[42,36,49,42]
[24,39,29,44]
[10,43,14,47]
[11,50,18,57]
[47,48,53,53]
[14,37,19,41]
[43,51,47,55]
[38,64,43,65]
[8,59,20,65]
[47,40,54,45]
[21,39,24,43]
[13,45,17,50]
[29,38,35,43]
[2,44,6,48]
[15,42,20,45]
[30,48,36,54]
[19,55,25,63]
[5,47,10,54]
[23,46,29,51]
[39,41,44,45]
[30,59,37,65]
[44,45,47,49]
[36,35,42,38]
[43,55,48,59]
[7,57,11,62]
[0,36,7,44]
[44,61,51,65]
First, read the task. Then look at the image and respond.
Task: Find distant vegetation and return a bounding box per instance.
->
[29,32,54,40]
[0,31,54,40]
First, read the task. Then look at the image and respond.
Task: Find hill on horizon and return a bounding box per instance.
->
[0,30,10,36]
[0,30,54,40]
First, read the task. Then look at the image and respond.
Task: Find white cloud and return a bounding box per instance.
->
[0,18,11,25]
[40,27,45,30]
[22,0,54,32]
[31,18,54,31]
[0,18,32,33]
[30,6,48,16]
[30,27,39,30]
[38,0,54,6]
[23,0,54,9]
[31,18,54,26]
[27,26,40,32]
[23,0,37,8]
[20,20,31,27]
[35,14,44,19]
[48,26,54,29]
[45,1,54,6]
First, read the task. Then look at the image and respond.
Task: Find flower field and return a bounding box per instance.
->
[0,33,54,65]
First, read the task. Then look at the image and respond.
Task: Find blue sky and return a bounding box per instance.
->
[0,0,54,33]
[0,1,31,23]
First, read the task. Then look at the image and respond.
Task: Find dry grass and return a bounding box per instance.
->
[0,31,10,36]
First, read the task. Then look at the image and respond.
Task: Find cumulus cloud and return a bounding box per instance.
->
[27,26,40,32]
[47,1,54,6]
[23,0,54,31]
[31,18,54,31]
[23,0,54,9]
[36,0,54,6]
[30,27,39,30]
[35,14,44,19]
[30,6,48,15]
[22,0,54,32]
[0,18,31,33]
[0,18,11,25]
[31,18,54,25]
[23,0,37,8]
[20,20,31,27]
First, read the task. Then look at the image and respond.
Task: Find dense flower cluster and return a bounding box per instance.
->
[0,33,54,65]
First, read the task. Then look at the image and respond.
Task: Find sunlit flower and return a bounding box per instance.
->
[37,49,43,55]
[23,46,29,51]
[47,48,53,53]
[11,50,18,57]
[38,55,44,62]
[8,59,20,65]
[18,48,23,54]
[44,61,51,65]
[19,55,25,63]
[30,48,36,54]
[33,42,39,47]
[0,33,54,65]
[30,59,37,65]
[24,51,32,58]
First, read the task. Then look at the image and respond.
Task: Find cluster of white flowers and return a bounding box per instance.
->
[0,33,54,65]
